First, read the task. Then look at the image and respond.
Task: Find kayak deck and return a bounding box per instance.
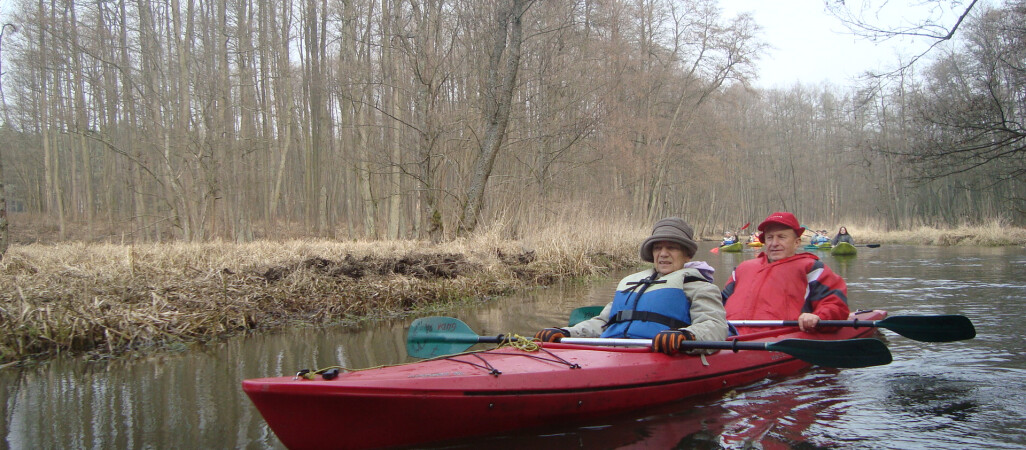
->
[243,310,886,449]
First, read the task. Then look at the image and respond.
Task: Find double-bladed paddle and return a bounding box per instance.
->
[566,307,976,342]
[406,316,892,368]
[730,315,976,343]
[570,307,976,344]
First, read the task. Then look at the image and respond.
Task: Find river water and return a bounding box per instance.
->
[2,244,1025,449]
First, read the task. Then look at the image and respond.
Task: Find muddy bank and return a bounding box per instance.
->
[0,240,637,364]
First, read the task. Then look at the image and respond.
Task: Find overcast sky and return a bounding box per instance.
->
[718,0,969,89]
[0,1,976,91]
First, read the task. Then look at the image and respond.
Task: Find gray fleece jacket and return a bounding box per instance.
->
[565,264,728,353]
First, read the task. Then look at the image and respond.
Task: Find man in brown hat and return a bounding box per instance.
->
[722,212,850,334]
[535,217,727,354]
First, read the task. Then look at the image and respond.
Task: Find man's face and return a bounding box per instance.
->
[762,224,800,262]
[652,241,689,275]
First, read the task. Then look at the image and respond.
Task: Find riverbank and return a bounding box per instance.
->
[3,220,1024,364]
[0,227,644,364]
[797,222,1026,246]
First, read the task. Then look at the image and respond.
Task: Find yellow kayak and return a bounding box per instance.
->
[831,242,857,256]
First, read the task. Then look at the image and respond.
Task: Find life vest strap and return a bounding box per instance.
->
[608,310,688,329]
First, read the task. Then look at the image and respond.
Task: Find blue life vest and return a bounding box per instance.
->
[601,269,696,339]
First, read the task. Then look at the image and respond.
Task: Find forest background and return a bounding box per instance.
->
[2,0,1026,362]
[0,0,1024,247]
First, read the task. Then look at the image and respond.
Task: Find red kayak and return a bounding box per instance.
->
[243,310,888,449]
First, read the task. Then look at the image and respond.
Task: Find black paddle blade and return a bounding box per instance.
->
[879,315,976,342]
[769,338,892,368]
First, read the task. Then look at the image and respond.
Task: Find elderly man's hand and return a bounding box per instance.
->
[797,313,821,332]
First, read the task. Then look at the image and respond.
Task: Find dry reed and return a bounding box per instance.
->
[0,220,643,364]
[800,220,1026,246]
[4,215,1022,364]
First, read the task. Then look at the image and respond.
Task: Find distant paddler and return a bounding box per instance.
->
[831,226,855,246]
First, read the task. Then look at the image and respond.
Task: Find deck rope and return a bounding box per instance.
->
[297,333,547,380]
[499,333,541,352]
[295,366,350,380]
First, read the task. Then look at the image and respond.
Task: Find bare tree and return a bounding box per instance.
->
[0,23,15,258]
[642,1,762,222]
[896,3,1026,200]
[826,0,979,77]
[404,0,451,241]
[0,0,1021,245]
[38,0,65,239]
[458,0,534,234]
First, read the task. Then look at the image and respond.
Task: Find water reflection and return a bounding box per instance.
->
[429,371,855,449]
[0,321,421,449]
[2,244,1025,448]
[885,374,980,422]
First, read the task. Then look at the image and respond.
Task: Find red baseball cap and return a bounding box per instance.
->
[757,212,805,240]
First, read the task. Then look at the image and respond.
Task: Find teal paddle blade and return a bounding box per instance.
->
[406,316,480,359]
[568,306,604,327]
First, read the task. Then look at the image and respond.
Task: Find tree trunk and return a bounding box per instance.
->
[411,0,444,241]
[356,0,377,238]
[70,4,94,235]
[269,0,294,220]
[235,0,257,241]
[304,0,324,232]
[0,23,10,256]
[0,132,6,258]
[38,0,63,239]
[381,0,402,239]
[458,0,532,235]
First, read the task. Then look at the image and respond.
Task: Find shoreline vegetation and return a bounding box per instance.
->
[2,221,1024,365]
[0,223,646,365]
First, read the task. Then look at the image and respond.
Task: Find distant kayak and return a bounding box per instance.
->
[803,243,832,251]
[747,242,763,248]
[719,242,744,252]
[831,242,857,256]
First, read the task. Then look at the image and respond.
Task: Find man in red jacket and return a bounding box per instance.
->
[721,212,850,334]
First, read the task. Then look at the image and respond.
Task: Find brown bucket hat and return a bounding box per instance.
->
[639,217,698,261]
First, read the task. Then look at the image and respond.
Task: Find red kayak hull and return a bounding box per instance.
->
[242,310,886,449]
